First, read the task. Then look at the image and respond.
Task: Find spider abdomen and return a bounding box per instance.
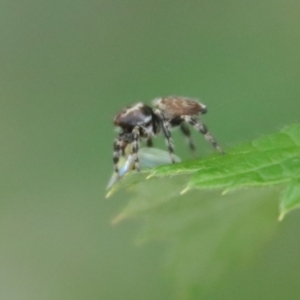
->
[152,96,207,120]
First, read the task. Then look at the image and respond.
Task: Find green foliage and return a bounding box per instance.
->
[150,123,300,218]
[108,123,300,298]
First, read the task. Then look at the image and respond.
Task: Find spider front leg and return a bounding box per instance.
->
[183,115,224,154]
[113,136,127,177]
[153,109,176,163]
[132,126,140,171]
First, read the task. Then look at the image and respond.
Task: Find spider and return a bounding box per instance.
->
[113,96,224,176]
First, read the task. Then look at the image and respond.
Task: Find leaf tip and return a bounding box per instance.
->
[222,189,230,195]
[180,185,190,195]
[278,213,285,222]
[112,213,125,225]
[106,190,114,198]
[146,172,155,180]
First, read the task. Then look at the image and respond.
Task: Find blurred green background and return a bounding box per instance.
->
[1,1,300,299]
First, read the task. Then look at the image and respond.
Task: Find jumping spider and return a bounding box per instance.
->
[113,96,224,176]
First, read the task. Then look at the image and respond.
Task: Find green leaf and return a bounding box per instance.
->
[109,123,300,298]
[279,179,300,221]
[149,123,300,195]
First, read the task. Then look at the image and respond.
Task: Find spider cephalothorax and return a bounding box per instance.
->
[113,97,223,176]
[113,103,160,175]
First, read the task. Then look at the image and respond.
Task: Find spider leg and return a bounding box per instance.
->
[180,122,196,152]
[146,137,153,147]
[183,115,224,154]
[113,136,125,176]
[139,126,153,147]
[132,126,140,171]
[121,140,129,157]
[153,109,176,163]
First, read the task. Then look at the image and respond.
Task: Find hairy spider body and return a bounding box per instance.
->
[112,97,223,177]
[113,103,160,175]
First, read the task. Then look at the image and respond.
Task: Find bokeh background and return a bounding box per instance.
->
[1,1,300,299]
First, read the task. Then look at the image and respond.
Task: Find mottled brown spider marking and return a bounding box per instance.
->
[152,96,207,120]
